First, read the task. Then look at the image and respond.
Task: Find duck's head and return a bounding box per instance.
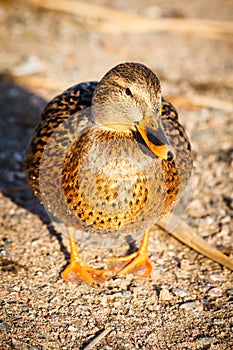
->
[92,62,175,161]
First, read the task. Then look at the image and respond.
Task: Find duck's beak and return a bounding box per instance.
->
[136,109,176,161]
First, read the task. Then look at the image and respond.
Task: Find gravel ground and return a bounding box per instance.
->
[0,1,233,349]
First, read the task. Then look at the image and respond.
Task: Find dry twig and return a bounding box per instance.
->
[83,328,112,350]
[158,215,233,271]
[26,0,233,39]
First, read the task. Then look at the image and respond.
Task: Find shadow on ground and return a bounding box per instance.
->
[0,75,69,261]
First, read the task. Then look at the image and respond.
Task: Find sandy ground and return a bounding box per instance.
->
[0,1,233,349]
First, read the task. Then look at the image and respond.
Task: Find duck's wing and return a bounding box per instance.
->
[160,97,192,217]
[25,81,98,199]
[161,96,179,120]
[161,97,191,153]
[41,81,98,122]
[161,97,192,174]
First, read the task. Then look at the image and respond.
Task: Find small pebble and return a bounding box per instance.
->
[219,224,230,236]
[68,325,78,332]
[198,336,214,346]
[159,289,173,301]
[220,216,231,224]
[12,286,21,292]
[172,288,190,298]
[205,215,215,225]
[180,259,193,271]
[209,273,225,282]
[179,301,202,311]
[156,258,165,265]
[174,269,190,279]
[0,320,11,331]
[36,271,43,276]
[188,199,206,218]
[207,287,223,298]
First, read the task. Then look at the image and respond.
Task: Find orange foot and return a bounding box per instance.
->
[63,226,111,285]
[107,229,152,278]
[107,251,152,277]
[62,261,110,285]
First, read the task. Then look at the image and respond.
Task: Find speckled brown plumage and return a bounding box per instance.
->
[25,62,192,284]
[25,81,97,198]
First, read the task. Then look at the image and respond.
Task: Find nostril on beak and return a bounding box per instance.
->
[167,150,174,161]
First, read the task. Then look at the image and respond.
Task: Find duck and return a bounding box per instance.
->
[25,62,193,284]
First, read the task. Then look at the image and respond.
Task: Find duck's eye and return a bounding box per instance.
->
[125,88,133,97]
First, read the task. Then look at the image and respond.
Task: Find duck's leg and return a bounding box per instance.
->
[62,226,110,284]
[107,229,152,277]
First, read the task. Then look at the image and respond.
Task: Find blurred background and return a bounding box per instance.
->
[0,0,232,349]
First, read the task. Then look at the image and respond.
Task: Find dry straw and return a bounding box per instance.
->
[26,0,233,39]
